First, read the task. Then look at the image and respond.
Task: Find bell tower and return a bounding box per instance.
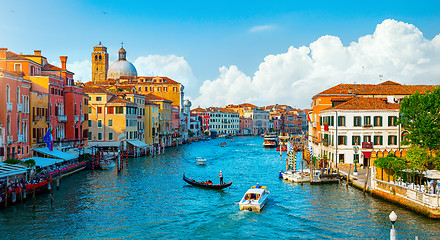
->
[91,42,109,83]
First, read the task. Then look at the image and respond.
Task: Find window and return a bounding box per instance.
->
[88,120,92,127]
[6,85,10,103]
[14,63,21,71]
[108,119,113,126]
[98,120,102,128]
[388,135,397,145]
[109,132,113,141]
[388,116,398,126]
[98,132,102,140]
[352,136,361,145]
[163,87,167,92]
[373,116,383,127]
[364,116,371,126]
[338,116,345,126]
[96,97,102,101]
[116,107,124,114]
[354,116,362,127]
[339,154,345,164]
[373,136,383,145]
[97,107,102,114]
[157,87,161,92]
[338,135,347,145]
[88,107,92,114]
[145,86,148,91]
[363,135,371,143]
[16,87,20,104]
[88,132,92,140]
[150,87,154,92]
[107,107,114,114]
[127,97,131,102]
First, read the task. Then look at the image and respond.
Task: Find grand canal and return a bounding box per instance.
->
[1,136,439,239]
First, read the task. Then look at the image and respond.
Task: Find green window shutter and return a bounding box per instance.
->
[380,136,383,145]
[388,116,391,126]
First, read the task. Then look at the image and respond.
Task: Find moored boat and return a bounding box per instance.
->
[282,169,312,183]
[99,160,116,170]
[263,134,278,148]
[239,185,269,212]
[183,172,232,189]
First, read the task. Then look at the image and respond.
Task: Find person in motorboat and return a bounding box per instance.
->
[278,171,283,178]
[256,183,261,188]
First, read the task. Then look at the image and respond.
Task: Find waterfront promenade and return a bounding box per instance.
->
[1,137,439,239]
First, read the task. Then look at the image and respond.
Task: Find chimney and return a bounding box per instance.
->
[34,50,41,56]
[60,56,67,70]
[0,48,7,59]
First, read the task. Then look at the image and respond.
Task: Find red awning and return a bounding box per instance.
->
[362,151,371,158]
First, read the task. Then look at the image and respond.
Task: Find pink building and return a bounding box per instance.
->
[0,69,31,161]
[239,117,253,135]
[171,106,180,145]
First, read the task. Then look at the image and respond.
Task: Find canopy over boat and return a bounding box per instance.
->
[183,172,232,189]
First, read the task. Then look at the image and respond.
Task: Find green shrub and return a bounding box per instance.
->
[4,159,21,164]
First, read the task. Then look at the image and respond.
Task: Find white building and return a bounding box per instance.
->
[319,97,404,167]
[208,108,240,135]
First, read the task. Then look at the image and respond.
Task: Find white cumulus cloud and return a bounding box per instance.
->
[193,19,440,109]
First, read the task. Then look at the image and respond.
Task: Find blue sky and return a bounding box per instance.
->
[1,0,440,108]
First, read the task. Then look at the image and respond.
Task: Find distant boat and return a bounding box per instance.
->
[183,172,232,190]
[195,157,206,165]
[99,160,116,170]
[263,134,278,148]
[221,142,227,147]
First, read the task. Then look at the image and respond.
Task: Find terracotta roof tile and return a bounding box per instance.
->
[314,81,437,99]
[324,97,400,110]
[42,63,62,71]
[191,107,206,112]
[107,96,136,105]
[144,93,173,103]
[83,86,110,94]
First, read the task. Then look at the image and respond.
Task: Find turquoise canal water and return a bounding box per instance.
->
[1,136,440,239]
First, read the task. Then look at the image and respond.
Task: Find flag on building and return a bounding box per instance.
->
[44,126,53,151]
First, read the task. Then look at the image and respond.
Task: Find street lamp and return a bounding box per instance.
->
[389,211,397,240]
[353,141,359,175]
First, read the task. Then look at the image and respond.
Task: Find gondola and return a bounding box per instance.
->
[183,172,232,190]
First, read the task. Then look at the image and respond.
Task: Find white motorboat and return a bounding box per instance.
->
[239,186,270,212]
[195,157,206,165]
[282,169,312,183]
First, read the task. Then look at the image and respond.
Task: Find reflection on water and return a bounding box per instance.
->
[1,136,439,239]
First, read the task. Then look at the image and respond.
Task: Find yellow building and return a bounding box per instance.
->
[84,86,138,143]
[145,94,173,147]
[91,42,109,83]
[145,100,159,146]
[29,86,49,149]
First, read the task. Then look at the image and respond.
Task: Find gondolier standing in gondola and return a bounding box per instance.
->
[217,171,224,184]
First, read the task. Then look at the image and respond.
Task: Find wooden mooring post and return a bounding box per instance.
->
[32,183,36,209]
[346,164,351,187]
[363,167,370,195]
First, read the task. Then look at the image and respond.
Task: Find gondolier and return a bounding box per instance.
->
[218,171,223,184]
[183,172,232,189]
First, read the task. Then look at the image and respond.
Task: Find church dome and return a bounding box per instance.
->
[107,46,137,79]
[184,99,192,108]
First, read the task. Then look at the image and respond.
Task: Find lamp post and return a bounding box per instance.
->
[389,211,397,240]
[353,141,359,175]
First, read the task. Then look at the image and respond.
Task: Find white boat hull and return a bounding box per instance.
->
[100,162,116,170]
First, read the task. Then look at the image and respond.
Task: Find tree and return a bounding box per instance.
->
[375,153,406,181]
[398,87,440,150]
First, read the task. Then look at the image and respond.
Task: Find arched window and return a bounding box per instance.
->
[95,55,98,61]
[99,55,102,61]
[6,84,10,103]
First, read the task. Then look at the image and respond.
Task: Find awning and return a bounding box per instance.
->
[87,141,121,148]
[423,170,440,180]
[22,157,64,168]
[33,148,78,161]
[0,163,28,178]
[127,140,148,148]
[362,151,371,158]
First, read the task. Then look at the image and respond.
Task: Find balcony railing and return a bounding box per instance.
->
[18,134,24,143]
[7,102,13,111]
[75,115,79,123]
[17,103,23,112]
[362,142,373,149]
[57,115,67,122]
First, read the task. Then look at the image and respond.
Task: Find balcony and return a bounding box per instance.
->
[363,124,372,128]
[57,115,67,122]
[7,135,13,144]
[18,134,24,143]
[75,115,79,123]
[17,103,23,112]
[362,142,373,149]
[7,102,13,111]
